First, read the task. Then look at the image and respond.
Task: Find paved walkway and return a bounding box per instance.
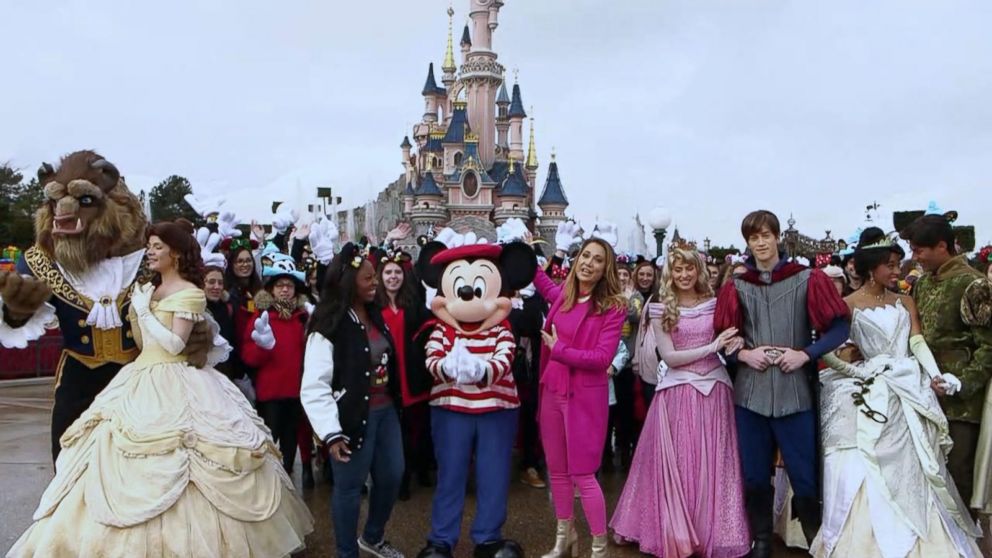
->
[0,381,806,557]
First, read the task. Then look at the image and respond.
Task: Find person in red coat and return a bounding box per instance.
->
[241,254,311,480]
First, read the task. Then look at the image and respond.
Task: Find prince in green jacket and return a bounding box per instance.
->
[903,214,992,508]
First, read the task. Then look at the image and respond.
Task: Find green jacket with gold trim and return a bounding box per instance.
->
[913,255,992,423]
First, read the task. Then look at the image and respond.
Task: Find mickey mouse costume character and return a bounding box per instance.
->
[414,231,537,558]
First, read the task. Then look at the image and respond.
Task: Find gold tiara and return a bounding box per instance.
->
[668,238,698,252]
[859,234,898,251]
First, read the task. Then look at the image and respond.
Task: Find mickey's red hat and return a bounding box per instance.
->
[430,244,502,267]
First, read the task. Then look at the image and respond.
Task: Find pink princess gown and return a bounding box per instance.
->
[610,298,750,558]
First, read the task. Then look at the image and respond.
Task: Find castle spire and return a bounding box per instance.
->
[442,5,457,75]
[526,113,538,170]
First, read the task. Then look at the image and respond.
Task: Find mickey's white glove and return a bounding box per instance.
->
[555,221,583,253]
[441,339,469,381]
[586,221,619,248]
[309,217,339,265]
[251,312,276,350]
[217,211,241,239]
[130,283,154,318]
[939,373,962,396]
[271,204,298,234]
[458,353,489,384]
[497,218,529,244]
[183,193,225,219]
[195,226,226,268]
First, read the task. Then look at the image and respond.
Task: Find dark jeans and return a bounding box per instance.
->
[948,420,981,508]
[257,398,300,471]
[330,406,404,558]
[613,367,637,458]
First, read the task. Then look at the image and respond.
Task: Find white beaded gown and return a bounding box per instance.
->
[812,300,980,558]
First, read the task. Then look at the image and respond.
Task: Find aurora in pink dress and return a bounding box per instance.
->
[610,298,750,558]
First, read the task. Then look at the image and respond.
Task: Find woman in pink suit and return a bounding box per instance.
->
[610,246,750,558]
[536,230,627,558]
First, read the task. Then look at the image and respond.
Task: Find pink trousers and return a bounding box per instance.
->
[540,388,607,535]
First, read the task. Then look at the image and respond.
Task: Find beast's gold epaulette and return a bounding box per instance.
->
[24,246,90,311]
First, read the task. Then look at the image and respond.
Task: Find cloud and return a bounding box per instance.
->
[2,0,990,249]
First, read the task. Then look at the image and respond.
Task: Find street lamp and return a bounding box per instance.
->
[647,207,672,258]
[704,237,711,253]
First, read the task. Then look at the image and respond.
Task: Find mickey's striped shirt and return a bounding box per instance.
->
[425,323,520,413]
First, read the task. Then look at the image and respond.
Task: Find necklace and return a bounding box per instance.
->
[861,285,888,302]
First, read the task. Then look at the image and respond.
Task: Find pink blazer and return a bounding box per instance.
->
[535,270,625,474]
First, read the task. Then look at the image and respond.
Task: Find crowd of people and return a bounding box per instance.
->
[4,183,992,558]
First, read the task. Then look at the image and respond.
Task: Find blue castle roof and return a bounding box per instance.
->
[500,164,528,197]
[538,160,568,206]
[416,171,443,196]
[508,83,527,118]
[442,105,470,143]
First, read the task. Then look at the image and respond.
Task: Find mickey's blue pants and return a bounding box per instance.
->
[428,407,519,549]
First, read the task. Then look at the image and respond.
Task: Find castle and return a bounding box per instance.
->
[339,0,571,250]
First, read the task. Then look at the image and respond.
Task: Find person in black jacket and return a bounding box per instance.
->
[374,250,436,500]
[301,243,405,558]
[203,265,254,399]
[508,284,548,489]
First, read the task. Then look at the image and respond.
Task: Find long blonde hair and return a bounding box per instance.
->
[561,238,627,315]
[659,247,714,332]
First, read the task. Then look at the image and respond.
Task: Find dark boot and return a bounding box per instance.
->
[399,469,412,501]
[745,488,773,558]
[792,495,822,547]
[301,461,315,490]
[416,543,454,558]
[473,539,524,558]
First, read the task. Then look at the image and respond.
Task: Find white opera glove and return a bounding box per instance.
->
[309,217,339,265]
[823,350,873,381]
[130,283,154,318]
[909,333,961,394]
[251,312,276,350]
[555,221,583,253]
[132,293,187,357]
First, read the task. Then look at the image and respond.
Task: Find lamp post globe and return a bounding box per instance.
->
[648,207,672,258]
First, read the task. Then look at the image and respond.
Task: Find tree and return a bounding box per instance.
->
[0,164,43,248]
[149,175,198,223]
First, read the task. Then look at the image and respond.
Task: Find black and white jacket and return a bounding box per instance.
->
[300,307,399,451]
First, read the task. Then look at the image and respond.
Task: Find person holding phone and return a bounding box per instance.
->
[301,243,405,558]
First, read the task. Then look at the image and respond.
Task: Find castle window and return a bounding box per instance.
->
[463,172,479,198]
[454,152,463,166]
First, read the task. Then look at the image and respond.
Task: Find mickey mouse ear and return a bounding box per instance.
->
[944,210,958,224]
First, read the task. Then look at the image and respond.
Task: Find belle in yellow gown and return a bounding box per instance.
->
[7,286,313,557]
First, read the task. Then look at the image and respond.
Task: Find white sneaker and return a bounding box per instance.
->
[358,537,405,558]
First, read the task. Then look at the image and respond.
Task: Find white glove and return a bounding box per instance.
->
[458,353,489,384]
[130,283,154,318]
[309,217,339,264]
[441,339,469,381]
[183,193,225,219]
[304,301,315,316]
[434,227,458,248]
[217,211,241,239]
[496,218,529,244]
[555,221,583,253]
[250,312,276,350]
[939,373,962,396]
[195,226,225,268]
[292,218,312,240]
[585,220,619,249]
[271,203,298,234]
[511,297,524,310]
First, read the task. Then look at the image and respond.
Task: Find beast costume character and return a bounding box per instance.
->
[0,151,208,462]
[715,251,849,557]
[415,235,537,558]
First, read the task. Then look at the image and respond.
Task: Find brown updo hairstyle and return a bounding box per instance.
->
[146,219,204,287]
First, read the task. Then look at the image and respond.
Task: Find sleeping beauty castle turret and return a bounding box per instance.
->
[398,0,571,246]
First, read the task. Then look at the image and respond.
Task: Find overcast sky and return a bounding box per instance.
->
[2,0,991,250]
